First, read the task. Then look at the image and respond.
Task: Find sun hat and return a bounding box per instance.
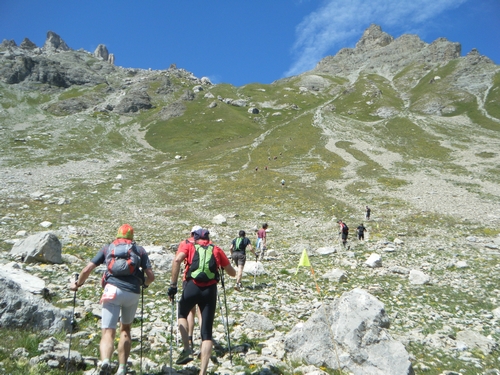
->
[191,225,202,234]
[116,224,134,240]
[194,228,210,241]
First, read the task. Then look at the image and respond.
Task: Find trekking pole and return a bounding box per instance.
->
[140,286,144,375]
[253,255,258,288]
[219,269,232,364]
[65,273,78,375]
[170,295,175,375]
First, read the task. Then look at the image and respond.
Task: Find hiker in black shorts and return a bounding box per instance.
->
[357,223,367,241]
[168,229,236,374]
[365,206,371,221]
[338,220,350,249]
[230,230,257,291]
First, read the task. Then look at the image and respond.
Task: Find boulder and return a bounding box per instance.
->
[1,262,47,294]
[284,288,414,375]
[244,312,275,331]
[212,214,227,225]
[408,269,430,285]
[365,253,382,268]
[10,232,62,264]
[0,274,71,333]
[243,260,266,276]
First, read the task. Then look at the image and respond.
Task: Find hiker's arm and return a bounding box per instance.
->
[223,263,236,277]
[170,252,186,286]
[144,268,155,287]
[70,262,97,291]
[247,243,256,257]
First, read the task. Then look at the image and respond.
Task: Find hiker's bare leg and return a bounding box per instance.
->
[100,328,116,361]
[178,317,191,351]
[188,308,195,345]
[117,323,132,365]
[237,264,244,284]
[199,339,213,375]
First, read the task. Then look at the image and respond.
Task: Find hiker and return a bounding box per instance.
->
[338,220,350,249]
[229,230,257,291]
[365,206,371,221]
[357,223,368,241]
[177,225,204,350]
[281,179,285,188]
[256,223,268,260]
[69,224,155,375]
[168,228,236,374]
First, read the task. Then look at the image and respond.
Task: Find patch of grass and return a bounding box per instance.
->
[332,73,404,121]
[380,117,451,161]
[484,72,500,120]
[377,177,408,189]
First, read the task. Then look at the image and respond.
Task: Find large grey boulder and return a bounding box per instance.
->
[0,274,71,333]
[1,262,47,294]
[10,232,62,264]
[284,288,414,375]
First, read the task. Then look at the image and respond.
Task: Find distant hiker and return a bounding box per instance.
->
[256,223,268,260]
[338,220,350,249]
[177,225,204,350]
[281,179,285,188]
[70,224,155,375]
[365,206,371,221]
[255,167,258,172]
[230,230,257,291]
[357,223,368,241]
[168,228,236,374]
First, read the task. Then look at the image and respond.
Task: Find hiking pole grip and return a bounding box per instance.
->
[219,267,225,288]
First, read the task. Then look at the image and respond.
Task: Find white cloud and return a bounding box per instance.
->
[285,0,468,77]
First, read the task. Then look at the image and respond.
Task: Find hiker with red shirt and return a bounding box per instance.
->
[177,225,204,350]
[69,224,154,375]
[338,220,350,249]
[256,223,268,260]
[168,228,236,374]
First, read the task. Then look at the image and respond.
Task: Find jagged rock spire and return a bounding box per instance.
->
[43,31,70,52]
[355,24,394,50]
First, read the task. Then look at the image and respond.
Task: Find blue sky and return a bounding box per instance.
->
[1,0,498,86]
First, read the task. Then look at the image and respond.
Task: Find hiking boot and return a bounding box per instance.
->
[115,365,127,375]
[234,283,240,291]
[176,349,193,365]
[98,361,111,375]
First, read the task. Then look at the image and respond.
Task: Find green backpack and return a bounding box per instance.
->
[187,244,219,282]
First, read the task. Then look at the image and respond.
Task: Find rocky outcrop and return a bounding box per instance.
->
[114,89,153,113]
[314,24,461,79]
[285,288,414,375]
[0,273,71,333]
[10,232,63,264]
[93,44,109,61]
[43,31,70,53]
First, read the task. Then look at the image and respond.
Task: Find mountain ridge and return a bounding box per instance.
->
[0,24,500,375]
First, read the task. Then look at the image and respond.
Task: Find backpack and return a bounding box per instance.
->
[234,237,245,252]
[104,241,141,277]
[187,243,219,282]
[342,223,349,234]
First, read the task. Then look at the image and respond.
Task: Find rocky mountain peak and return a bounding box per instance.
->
[355,24,394,50]
[94,44,109,61]
[19,37,37,50]
[42,31,70,52]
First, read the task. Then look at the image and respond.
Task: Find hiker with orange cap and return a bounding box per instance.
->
[70,224,155,375]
